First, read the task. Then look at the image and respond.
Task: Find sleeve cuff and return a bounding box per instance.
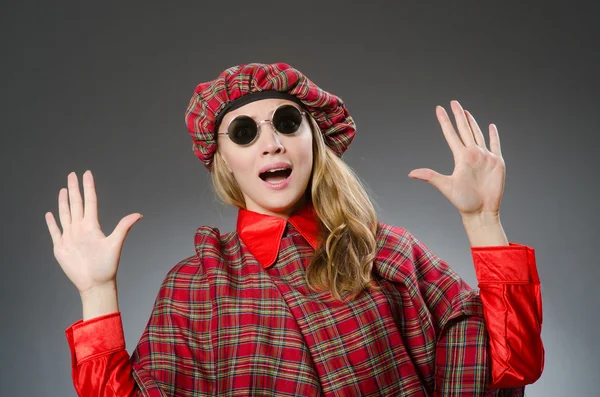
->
[471,242,540,284]
[65,311,125,366]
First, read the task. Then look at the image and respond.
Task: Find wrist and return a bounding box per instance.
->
[461,213,508,247]
[80,281,120,321]
[79,281,117,299]
[461,211,501,229]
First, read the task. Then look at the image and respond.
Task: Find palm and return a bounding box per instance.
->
[448,147,504,215]
[409,100,505,218]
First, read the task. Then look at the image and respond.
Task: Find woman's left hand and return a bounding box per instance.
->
[408,100,505,220]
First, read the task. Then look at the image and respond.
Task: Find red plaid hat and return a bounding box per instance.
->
[184,62,356,170]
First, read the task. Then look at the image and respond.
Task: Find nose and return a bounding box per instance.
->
[258,122,285,155]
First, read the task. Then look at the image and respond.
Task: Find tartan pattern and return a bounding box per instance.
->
[126,221,526,396]
[184,63,356,170]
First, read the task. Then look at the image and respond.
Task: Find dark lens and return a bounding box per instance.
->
[228,116,258,145]
[272,105,303,134]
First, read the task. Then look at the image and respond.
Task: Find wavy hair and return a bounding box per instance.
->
[212,114,381,301]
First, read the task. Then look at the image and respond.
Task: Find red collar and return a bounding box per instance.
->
[237,202,319,268]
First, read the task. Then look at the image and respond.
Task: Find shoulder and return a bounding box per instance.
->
[373,221,448,282]
[373,221,419,280]
[375,221,439,262]
[375,221,428,248]
[375,221,410,246]
[193,225,237,254]
[193,224,241,260]
[160,225,238,283]
[374,221,422,262]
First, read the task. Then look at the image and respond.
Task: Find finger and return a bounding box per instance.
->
[45,212,62,245]
[82,170,99,224]
[58,188,71,232]
[67,172,84,222]
[465,110,487,148]
[109,213,143,243]
[450,100,476,146]
[409,168,452,197]
[436,106,464,157]
[489,124,502,157]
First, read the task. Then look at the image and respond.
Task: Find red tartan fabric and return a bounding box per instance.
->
[65,205,543,396]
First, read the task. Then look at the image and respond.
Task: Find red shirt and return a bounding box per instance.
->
[65,203,544,396]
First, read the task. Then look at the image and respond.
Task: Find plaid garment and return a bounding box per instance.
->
[65,206,543,396]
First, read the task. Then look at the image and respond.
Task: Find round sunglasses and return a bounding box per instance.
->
[217,104,307,146]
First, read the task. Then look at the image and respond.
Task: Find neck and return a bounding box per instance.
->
[244,195,308,220]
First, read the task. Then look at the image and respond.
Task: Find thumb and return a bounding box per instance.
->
[408,168,451,195]
[110,213,144,243]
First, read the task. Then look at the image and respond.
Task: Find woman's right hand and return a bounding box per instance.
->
[45,170,143,295]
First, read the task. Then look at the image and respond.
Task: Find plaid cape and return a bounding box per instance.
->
[65,209,543,396]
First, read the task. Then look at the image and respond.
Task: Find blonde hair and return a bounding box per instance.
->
[212,115,381,301]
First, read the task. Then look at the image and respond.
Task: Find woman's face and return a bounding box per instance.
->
[216,98,313,218]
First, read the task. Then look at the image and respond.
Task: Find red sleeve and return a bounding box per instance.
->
[471,242,545,388]
[64,311,139,397]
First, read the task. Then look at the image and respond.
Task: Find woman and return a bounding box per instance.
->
[47,63,544,396]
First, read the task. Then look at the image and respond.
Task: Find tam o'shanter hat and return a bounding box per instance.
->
[184,62,356,170]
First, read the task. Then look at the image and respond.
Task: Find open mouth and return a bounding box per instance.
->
[259,168,292,184]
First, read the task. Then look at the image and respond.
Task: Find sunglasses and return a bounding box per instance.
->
[217,104,307,146]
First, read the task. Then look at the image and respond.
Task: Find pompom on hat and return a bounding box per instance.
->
[184,62,356,171]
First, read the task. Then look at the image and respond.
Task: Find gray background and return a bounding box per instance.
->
[2,0,598,395]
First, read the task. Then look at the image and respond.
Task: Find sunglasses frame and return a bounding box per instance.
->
[217,104,307,146]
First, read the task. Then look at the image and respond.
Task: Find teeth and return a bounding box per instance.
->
[266,168,288,173]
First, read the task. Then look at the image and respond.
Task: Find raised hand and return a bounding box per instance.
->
[408,100,505,220]
[45,170,143,295]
